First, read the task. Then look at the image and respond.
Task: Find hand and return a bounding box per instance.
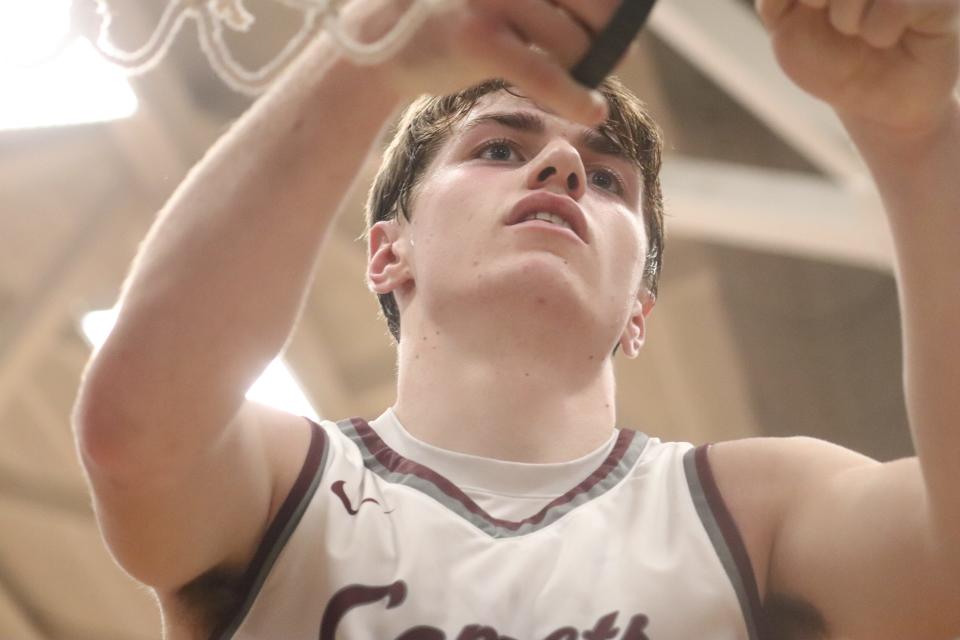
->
[756,0,960,136]
[338,0,626,125]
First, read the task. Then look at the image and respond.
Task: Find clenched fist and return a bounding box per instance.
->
[756,0,960,135]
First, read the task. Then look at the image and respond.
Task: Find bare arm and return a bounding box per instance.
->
[839,100,960,569]
[73,0,614,594]
[77,37,403,475]
[768,96,960,640]
[73,33,407,591]
[746,1,960,637]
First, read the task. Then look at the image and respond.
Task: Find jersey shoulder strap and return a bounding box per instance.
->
[683,444,766,640]
[210,417,330,640]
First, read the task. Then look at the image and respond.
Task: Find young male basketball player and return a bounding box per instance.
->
[73,0,960,638]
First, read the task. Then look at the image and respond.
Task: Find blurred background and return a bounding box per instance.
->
[0,0,938,637]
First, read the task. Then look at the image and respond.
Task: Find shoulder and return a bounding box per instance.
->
[707,435,879,523]
[708,436,877,521]
[252,408,330,544]
[704,436,876,600]
[709,435,876,470]
[157,407,324,639]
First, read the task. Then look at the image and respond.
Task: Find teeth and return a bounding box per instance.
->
[520,212,572,231]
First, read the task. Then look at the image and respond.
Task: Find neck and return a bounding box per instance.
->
[392,317,619,464]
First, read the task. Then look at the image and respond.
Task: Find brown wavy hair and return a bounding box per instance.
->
[365,76,664,343]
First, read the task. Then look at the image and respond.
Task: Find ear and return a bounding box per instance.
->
[617,288,656,359]
[367,219,413,295]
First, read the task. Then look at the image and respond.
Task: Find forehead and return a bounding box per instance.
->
[453,91,579,137]
[444,90,638,173]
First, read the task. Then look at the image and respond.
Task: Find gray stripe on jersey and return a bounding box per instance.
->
[683,447,760,640]
[213,432,329,640]
[340,420,648,539]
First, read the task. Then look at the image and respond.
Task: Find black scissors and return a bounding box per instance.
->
[570,0,659,88]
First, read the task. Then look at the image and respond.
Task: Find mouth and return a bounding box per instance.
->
[505,192,588,244]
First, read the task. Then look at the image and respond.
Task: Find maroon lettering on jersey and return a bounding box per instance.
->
[395,626,445,639]
[620,614,650,640]
[457,625,517,640]
[318,581,650,640]
[320,580,407,640]
[583,612,620,640]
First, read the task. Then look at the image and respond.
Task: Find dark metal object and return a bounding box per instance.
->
[570,0,659,88]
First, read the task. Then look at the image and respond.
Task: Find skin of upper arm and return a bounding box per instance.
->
[82,401,311,595]
[715,436,960,640]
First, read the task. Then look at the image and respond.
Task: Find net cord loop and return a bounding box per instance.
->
[89,0,444,94]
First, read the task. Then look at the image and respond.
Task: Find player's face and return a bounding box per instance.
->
[377,91,651,353]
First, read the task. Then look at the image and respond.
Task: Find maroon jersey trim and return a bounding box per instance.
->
[685,444,767,640]
[209,418,328,640]
[337,417,648,538]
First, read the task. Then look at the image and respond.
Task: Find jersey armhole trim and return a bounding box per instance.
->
[683,444,766,640]
[209,417,329,640]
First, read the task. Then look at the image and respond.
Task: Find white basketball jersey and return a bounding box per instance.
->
[209,411,765,639]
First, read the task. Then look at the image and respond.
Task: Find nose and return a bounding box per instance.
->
[526,140,586,200]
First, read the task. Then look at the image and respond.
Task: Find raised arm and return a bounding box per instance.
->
[72,29,409,596]
[72,0,616,604]
[745,1,960,637]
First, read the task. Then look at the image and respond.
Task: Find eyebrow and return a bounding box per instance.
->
[460,111,633,165]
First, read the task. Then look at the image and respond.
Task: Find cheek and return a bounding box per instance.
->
[610,215,647,273]
[417,171,493,237]
[408,176,485,268]
[599,221,647,308]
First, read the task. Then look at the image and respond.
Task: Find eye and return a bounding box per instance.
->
[589,167,626,196]
[476,138,524,162]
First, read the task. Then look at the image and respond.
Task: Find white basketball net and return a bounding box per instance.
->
[89,0,442,94]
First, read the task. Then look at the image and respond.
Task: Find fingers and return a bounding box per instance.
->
[754,0,837,30]
[827,0,872,35]
[755,0,797,30]
[484,0,592,68]
[820,0,953,48]
[757,0,950,48]
[758,0,871,35]
[557,0,623,34]
[861,0,911,47]
[460,17,607,125]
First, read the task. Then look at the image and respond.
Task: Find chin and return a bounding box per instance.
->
[475,255,587,308]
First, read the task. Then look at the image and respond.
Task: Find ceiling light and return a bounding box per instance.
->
[0,0,138,131]
[79,308,320,422]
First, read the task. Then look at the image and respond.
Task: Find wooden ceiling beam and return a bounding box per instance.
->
[661,155,893,270]
[649,0,867,185]
[0,464,90,521]
[0,193,122,423]
[18,382,83,473]
[0,577,47,640]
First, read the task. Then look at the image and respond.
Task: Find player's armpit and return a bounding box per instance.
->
[760,437,960,640]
